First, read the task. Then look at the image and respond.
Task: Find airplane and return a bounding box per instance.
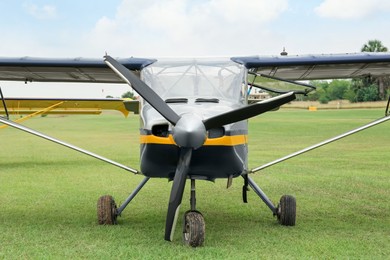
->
[1,52,390,247]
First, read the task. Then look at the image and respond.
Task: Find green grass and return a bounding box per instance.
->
[1,109,389,259]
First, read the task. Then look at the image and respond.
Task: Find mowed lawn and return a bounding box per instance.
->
[0,109,389,259]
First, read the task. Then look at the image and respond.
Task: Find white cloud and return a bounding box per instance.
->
[315,0,390,19]
[84,0,289,57]
[23,3,58,20]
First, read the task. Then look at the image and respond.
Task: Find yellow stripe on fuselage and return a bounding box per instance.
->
[140,134,247,146]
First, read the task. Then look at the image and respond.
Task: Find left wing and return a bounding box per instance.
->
[232,52,390,80]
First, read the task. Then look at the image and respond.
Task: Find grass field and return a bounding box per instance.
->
[1,109,389,259]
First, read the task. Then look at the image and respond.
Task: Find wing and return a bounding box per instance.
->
[232,52,390,80]
[0,98,139,117]
[0,57,156,83]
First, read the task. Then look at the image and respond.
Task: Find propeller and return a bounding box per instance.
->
[104,55,180,125]
[104,55,296,241]
[203,92,296,130]
[164,147,192,241]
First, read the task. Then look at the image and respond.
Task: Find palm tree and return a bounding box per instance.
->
[361,39,389,99]
[361,39,388,52]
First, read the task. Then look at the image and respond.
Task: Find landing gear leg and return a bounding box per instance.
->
[182,179,205,247]
[97,177,150,225]
[247,176,296,226]
[116,177,150,216]
[247,176,277,213]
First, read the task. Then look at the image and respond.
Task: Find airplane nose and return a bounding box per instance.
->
[172,114,206,149]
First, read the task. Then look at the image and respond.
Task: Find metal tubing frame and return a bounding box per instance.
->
[247,176,277,213]
[250,115,390,174]
[0,116,140,174]
[117,177,150,215]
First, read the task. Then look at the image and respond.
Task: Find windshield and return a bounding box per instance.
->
[141,58,246,103]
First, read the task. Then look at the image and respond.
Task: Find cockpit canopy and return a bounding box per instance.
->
[141,58,247,104]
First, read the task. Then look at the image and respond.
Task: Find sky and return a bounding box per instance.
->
[1,0,390,98]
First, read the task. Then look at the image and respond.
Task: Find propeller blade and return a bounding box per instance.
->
[164,148,192,241]
[203,92,296,130]
[104,55,180,125]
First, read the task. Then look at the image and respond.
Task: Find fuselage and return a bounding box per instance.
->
[138,58,249,180]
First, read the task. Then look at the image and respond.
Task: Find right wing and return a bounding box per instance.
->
[0,56,156,83]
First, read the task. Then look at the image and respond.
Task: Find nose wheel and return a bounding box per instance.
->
[183,210,205,247]
[181,179,205,247]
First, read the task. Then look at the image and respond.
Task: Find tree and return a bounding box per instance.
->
[122,91,135,99]
[360,39,389,100]
[350,78,380,102]
[327,80,349,100]
[361,39,388,52]
[308,80,329,102]
[357,84,379,102]
[308,80,351,103]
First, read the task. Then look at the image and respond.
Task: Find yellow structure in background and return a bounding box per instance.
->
[0,98,139,129]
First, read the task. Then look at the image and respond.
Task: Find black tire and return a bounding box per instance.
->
[182,211,205,247]
[97,195,117,225]
[277,195,296,226]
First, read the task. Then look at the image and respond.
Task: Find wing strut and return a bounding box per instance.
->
[249,115,390,174]
[0,86,9,119]
[0,116,140,174]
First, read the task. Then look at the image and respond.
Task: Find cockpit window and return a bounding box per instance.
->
[141,58,245,103]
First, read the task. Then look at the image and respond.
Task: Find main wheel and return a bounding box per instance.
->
[182,211,205,247]
[277,195,296,226]
[97,195,118,225]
